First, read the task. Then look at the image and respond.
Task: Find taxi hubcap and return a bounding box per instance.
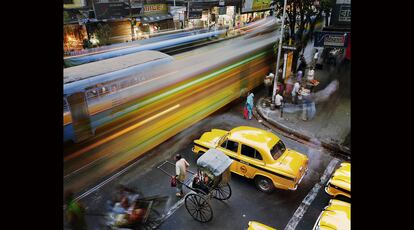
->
[259,180,271,190]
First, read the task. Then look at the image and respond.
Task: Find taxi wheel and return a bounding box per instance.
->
[254,176,275,193]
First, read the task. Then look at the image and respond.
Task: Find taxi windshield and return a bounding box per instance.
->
[271,140,286,160]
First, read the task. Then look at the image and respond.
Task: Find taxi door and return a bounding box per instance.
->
[238,144,266,179]
[217,139,241,175]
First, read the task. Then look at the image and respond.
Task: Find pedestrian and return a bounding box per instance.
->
[298,55,307,74]
[246,92,254,120]
[313,49,319,67]
[264,72,274,97]
[65,190,87,230]
[307,67,315,81]
[297,70,303,82]
[275,93,283,109]
[175,154,190,197]
[291,81,300,104]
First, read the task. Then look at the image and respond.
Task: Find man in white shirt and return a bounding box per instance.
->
[175,154,190,197]
[275,93,283,108]
[291,82,300,104]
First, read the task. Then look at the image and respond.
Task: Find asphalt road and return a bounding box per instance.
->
[66,87,348,230]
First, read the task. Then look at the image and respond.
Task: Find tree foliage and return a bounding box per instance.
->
[274,0,333,72]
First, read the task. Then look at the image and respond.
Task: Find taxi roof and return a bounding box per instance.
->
[228,126,280,152]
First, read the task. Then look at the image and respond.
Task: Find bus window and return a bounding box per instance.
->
[110,83,118,92]
[120,80,130,89]
[98,86,109,96]
[86,89,99,100]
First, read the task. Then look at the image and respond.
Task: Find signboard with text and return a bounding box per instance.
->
[242,0,271,13]
[314,32,349,48]
[338,5,351,22]
[143,4,168,15]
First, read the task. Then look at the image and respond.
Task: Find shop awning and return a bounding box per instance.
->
[139,14,173,23]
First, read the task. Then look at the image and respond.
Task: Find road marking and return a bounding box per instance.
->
[284,158,340,230]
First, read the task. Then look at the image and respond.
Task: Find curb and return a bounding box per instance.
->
[255,98,350,157]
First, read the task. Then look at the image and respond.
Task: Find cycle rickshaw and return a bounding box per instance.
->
[157,148,233,222]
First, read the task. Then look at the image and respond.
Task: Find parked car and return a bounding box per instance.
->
[192,126,309,192]
[247,221,276,230]
[325,162,350,199]
[312,199,350,230]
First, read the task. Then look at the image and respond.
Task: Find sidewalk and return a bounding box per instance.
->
[257,45,350,155]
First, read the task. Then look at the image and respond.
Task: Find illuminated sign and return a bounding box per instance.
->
[144,4,167,15]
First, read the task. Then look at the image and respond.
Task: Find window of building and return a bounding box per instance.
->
[64,0,74,4]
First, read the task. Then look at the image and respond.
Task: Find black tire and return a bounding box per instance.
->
[212,183,232,200]
[195,151,205,161]
[184,194,213,223]
[335,195,351,203]
[254,176,275,193]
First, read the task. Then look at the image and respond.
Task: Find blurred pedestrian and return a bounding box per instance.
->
[297,55,307,74]
[307,67,315,81]
[65,191,87,230]
[246,92,254,120]
[313,49,319,67]
[291,82,300,104]
[275,93,283,109]
[175,154,190,197]
[264,72,274,97]
[297,70,303,82]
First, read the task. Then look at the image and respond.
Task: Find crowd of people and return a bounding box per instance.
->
[244,48,322,120]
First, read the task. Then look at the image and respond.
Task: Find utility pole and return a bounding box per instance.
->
[129,0,135,41]
[272,0,287,105]
[187,1,190,28]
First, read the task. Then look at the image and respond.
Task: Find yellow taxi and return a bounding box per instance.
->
[312,199,350,230]
[247,221,276,230]
[325,162,350,199]
[192,126,309,192]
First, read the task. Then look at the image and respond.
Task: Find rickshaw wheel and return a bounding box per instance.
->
[212,183,232,200]
[184,193,213,223]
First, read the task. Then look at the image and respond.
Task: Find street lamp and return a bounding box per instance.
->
[272,0,287,105]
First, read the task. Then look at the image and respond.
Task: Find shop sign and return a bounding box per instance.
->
[336,0,351,3]
[143,4,167,15]
[338,5,351,22]
[242,0,271,13]
[314,32,349,48]
[94,2,129,20]
[285,52,293,80]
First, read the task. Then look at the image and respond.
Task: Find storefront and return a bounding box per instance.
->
[137,3,175,36]
[64,8,88,53]
[64,23,88,53]
[211,5,235,29]
[188,1,220,29]
[240,0,271,24]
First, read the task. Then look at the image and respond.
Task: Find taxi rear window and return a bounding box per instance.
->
[271,140,286,160]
